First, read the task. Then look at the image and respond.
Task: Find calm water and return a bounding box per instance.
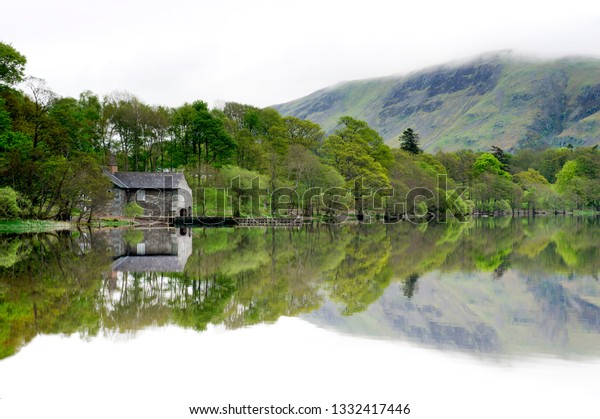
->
[1,217,600,418]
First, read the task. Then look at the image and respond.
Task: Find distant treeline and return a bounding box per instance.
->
[1,42,599,221]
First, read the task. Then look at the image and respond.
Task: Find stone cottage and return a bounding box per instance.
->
[109,228,193,273]
[104,163,193,219]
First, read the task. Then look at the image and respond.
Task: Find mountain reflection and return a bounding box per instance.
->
[1,217,599,360]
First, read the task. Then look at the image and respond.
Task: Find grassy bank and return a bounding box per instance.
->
[572,210,600,216]
[82,218,135,228]
[0,220,73,234]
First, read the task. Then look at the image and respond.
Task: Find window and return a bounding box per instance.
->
[137,189,145,201]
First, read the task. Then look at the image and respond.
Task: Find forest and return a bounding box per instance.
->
[1,42,599,221]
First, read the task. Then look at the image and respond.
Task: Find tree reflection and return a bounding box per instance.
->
[324,224,392,315]
[402,273,419,298]
[0,230,111,358]
[1,217,600,359]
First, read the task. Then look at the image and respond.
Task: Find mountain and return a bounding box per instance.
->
[273,53,600,151]
[302,269,600,357]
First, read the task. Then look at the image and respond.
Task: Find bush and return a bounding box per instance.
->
[0,187,21,219]
[124,202,144,218]
[494,199,512,213]
[415,201,429,217]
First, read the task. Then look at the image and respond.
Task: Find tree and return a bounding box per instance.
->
[555,160,581,194]
[538,148,572,183]
[0,186,21,218]
[169,103,196,166]
[399,128,422,154]
[24,77,56,149]
[555,156,600,211]
[323,117,391,189]
[514,168,552,214]
[124,202,144,218]
[70,156,112,222]
[402,273,419,298]
[322,125,390,219]
[0,42,27,86]
[219,165,267,217]
[490,145,510,172]
[283,116,324,152]
[190,101,236,167]
[473,153,511,179]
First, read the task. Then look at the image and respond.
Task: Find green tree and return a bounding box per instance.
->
[71,156,112,222]
[219,165,267,217]
[490,145,510,172]
[283,116,324,152]
[322,117,391,218]
[473,153,511,179]
[399,128,422,155]
[0,42,27,86]
[124,202,144,218]
[0,186,21,218]
[555,155,600,211]
[190,101,236,167]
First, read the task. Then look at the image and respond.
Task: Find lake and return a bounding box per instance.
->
[1,217,600,418]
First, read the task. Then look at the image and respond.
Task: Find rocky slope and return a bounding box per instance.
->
[273,53,600,151]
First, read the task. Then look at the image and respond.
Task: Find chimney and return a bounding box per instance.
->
[108,154,118,174]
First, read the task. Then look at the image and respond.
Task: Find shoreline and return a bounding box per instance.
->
[1,211,598,234]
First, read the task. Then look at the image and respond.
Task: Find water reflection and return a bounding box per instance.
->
[1,217,599,360]
[110,228,192,272]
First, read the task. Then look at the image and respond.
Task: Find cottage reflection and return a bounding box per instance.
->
[109,228,192,272]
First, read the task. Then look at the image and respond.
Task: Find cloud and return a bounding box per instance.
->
[2,0,600,107]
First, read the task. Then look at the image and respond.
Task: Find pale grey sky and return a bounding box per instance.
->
[2,0,600,108]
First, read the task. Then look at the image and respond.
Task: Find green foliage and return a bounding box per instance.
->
[1,41,599,220]
[283,116,324,151]
[219,165,267,217]
[2,218,600,359]
[437,188,469,217]
[490,145,510,171]
[473,153,511,179]
[0,186,21,218]
[514,168,549,187]
[399,128,422,154]
[191,101,236,167]
[0,42,27,86]
[324,225,392,315]
[0,237,25,267]
[124,202,144,218]
[555,153,600,210]
[323,117,392,193]
[0,220,69,233]
[124,229,144,246]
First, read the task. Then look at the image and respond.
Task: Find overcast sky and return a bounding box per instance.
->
[2,0,600,108]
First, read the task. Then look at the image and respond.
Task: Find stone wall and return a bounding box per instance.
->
[106,187,192,218]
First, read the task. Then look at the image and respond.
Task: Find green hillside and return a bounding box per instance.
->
[273,53,600,151]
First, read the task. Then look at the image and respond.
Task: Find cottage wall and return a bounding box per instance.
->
[109,229,178,256]
[127,189,178,218]
[107,188,126,216]
[177,176,193,216]
[104,172,193,218]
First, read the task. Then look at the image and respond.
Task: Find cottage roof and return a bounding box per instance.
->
[105,172,188,190]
